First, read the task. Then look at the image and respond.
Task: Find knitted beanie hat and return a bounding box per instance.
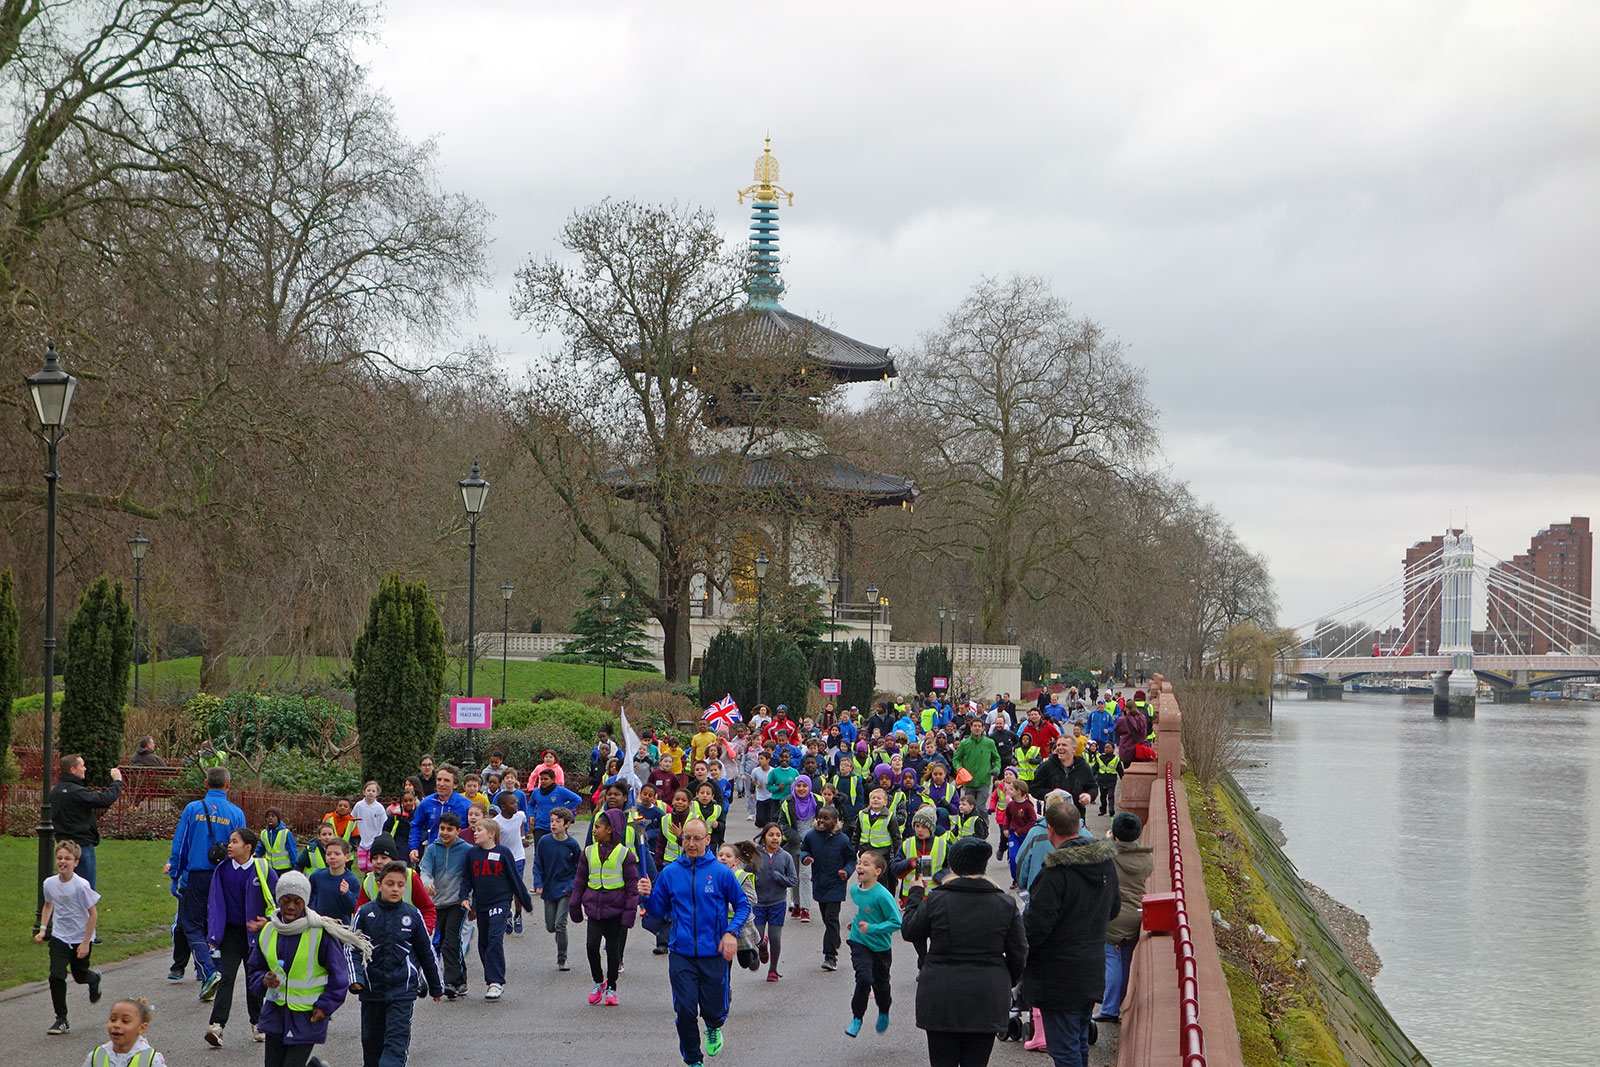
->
[275,870,311,903]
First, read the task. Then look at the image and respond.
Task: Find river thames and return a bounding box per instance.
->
[1233,692,1600,1067]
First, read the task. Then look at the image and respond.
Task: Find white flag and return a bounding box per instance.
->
[618,704,645,791]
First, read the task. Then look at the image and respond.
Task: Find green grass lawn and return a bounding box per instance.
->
[1,839,177,989]
[19,654,666,708]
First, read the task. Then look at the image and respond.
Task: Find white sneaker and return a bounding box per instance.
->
[253,1027,265,1043]
[485,983,503,1000]
[204,1023,224,1047]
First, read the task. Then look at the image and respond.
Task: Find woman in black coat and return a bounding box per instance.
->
[901,837,1028,1067]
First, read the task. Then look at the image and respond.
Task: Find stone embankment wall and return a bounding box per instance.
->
[1116,679,1429,1067]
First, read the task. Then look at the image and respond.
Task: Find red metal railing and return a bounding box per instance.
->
[1167,760,1208,1067]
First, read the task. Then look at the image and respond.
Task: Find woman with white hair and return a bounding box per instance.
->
[247,870,368,1067]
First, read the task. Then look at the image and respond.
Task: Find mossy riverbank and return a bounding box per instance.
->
[1188,772,1431,1067]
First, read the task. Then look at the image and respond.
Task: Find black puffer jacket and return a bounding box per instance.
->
[901,876,1027,1033]
[1022,838,1120,1012]
[352,896,442,1001]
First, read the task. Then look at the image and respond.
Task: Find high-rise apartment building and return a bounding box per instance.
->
[1487,517,1593,654]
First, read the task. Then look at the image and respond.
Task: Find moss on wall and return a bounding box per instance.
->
[1189,772,1433,1067]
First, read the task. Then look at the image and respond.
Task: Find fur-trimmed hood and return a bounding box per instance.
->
[1043,838,1117,868]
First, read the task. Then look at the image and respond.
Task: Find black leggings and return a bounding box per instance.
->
[926,1031,997,1067]
[263,1034,315,1067]
[586,915,627,987]
[210,924,262,1028]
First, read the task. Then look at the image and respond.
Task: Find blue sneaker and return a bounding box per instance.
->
[199,972,221,1002]
[846,1017,863,1038]
[875,1011,890,1033]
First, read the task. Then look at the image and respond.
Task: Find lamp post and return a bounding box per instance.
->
[938,604,947,673]
[866,583,879,648]
[967,611,975,684]
[128,527,150,707]
[500,581,513,702]
[754,553,769,706]
[826,573,840,675]
[458,461,489,767]
[27,339,77,929]
[599,593,612,696]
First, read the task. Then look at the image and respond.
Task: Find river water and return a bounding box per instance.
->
[1232,692,1600,1067]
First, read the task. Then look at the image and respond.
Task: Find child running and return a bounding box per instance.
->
[351,862,442,1067]
[307,838,359,926]
[463,818,534,1000]
[751,821,798,981]
[533,807,582,972]
[81,997,168,1067]
[568,807,639,1006]
[845,849,900,1037]
[37,839,101,1036]
[1003,777,1038,889]
[491,792,529,933]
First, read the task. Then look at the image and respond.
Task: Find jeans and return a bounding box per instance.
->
[1101,939,1136,1017]
[180,868,217,979]
[477,904,510,985]
[586,915,626,987]
[47,938,95,1020]
[1040,1008,1092,1067]
[210,924,263,1028]
[818,900,842,961]
[668,953,731,1066]
[359,996,413,1067]
[542,895,569,960]
[848,941,892,1019]
[926,1030,997,1067]
[436,904,467,990]
[75,843,97,889]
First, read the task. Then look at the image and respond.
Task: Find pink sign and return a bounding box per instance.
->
[449,697,493,729]
[932,677,948,690]
[820,678,842,696]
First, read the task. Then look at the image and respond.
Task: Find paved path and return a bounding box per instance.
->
[2,813,1119,1067]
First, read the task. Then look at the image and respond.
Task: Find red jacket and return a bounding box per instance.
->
[762,718,798,745]
[1021,720,1059,753]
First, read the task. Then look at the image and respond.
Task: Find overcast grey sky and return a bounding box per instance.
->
[359,0,1599,631]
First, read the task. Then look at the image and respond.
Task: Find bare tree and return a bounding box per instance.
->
[890,274,1155,641]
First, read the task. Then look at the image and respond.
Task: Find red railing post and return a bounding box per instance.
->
[1167,760,1208,1067]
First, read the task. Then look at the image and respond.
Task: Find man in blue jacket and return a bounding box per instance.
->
[407,763,471,862]
[639,818,751,1067]
[165,767,247,998]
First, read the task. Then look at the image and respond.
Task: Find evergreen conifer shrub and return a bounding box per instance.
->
[58,576,134,782]
[353,573,446,793]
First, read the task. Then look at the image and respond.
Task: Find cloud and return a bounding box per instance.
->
[356,0,1600,621]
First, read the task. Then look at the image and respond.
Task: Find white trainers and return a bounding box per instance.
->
[253,1027,265,1043]
[485,983,504,1000]
[204,1023,224,1047]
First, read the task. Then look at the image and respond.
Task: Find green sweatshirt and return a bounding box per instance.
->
[847,880,902,952]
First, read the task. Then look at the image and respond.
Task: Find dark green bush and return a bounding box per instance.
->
[259,751,365,796]
[430,721,590,788]
[189,690,354,758]
[59,576,134,782]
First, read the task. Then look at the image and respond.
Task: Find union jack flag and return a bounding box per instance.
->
[704,694,742,730]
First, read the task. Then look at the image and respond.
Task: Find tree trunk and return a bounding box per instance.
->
[659,558,694,683]
[199,628,230,692]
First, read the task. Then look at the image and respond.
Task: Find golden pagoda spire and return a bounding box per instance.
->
[736,136,795,205]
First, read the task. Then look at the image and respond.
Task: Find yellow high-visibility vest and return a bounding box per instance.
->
[584,842,626,890]
[259,926,328,1012]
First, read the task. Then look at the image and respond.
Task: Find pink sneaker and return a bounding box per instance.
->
[588,982,606,1005]
[604,987,619,1006]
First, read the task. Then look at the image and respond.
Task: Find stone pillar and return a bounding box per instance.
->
[1494,687,1531,704]
[1433,670,1476,717]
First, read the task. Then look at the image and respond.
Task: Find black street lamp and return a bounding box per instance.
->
[128,526,150,707]
[27,339,77,929]
[938,604,947,671]
[754,553,769,706]
[967,611,976,686]
[500,581,513,702]
[825,573,840,675]
[866,583,879,648]
[599,593,613,696]
[458,461,488,766]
